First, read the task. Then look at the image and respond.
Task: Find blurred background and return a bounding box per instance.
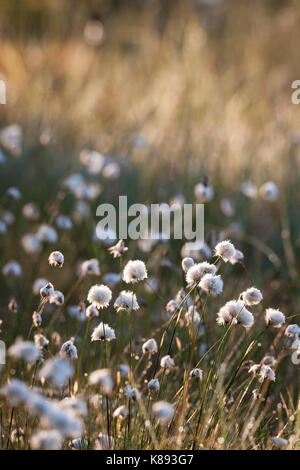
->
[1,0,300,317]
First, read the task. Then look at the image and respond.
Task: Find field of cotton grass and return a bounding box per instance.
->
[0,0,300,452]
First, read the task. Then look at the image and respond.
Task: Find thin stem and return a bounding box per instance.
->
[75,317,91,385]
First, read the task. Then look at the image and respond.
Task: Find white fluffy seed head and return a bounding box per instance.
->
[113,405,128,419]
[152,401,174,423]
[160,355,175,369]
[123,260,147,283]
[148,378,160,391]
[142,338,158,355]
[60,340,78,360]
[40,282,55,299]
[21,234,42,254]
[91,322,116,342]
[241,287,263,306]
[34,333,49,348]
[87,284,112,309]
[108,239,128,258]
[241,180,257,199]
[80,258,100,276]
[259,181,279,201]
[119,364,130,377]
[8,340,41,364]
[229,249,244,265]
[33,278,48,295]
[2,260,22,277]
[214,240,236,262]
[265,308,286,328]
[217,300,254,328]
[199,273,223,296]
[285,324,300,338]
[32,311,42,327]
[49,290,64,306]
[48,251,64,268]
[190,368,203,379]
[89,369,113,394]
[30,430,63,450]
[96,433,114,450]
[124,385,141,401]
[194,183,214,202]
[114,291,139,312]
[36,224,58,243]
[38,357,74,387]
[249,364,275,382]
[186,262,217,286]
[86,304,99,319]
[271,437,288,448]
[181,257,195,273]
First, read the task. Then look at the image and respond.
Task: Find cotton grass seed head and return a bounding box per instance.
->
[265,308,286,328]
[152,401,174,423]
[11,428,25,444]
[114,290,139,312]
[80,258,100,276]
[60,340,78,360]
[39,357,74,387]
[33,278,48,295]
[241,287,263,306]
[148,378,160,391]
[229,249,244,265]
[96,433,114,450]
[36,224,58,243]
[70,438,88,450]
[214,240,236,263]
[40,282,55,299]
[48,251,64,268]
[160,355,175,369]
[32,311,42,327]
[248,364,275,382]
[21,233,42,254]
[56,214,73,230]
[91,322,116,342]
[108,239,128,258]
[271,437,288,448]
[59,397,88,417]
[217,300,254,328]
[86,304,99,319]
[89,369,113,394]
[0,379,31,406]
[285,324,300,338]
[259,181,279,201]
[186,262,217,286]
[241,180,257,199]
[2,260,22,277]
[123,259,147,284]
[194,182,214,202]
[49,290,64,306]
[199,273,223,296]
[124,385,141,401]
[30,430,63,450]
[190,368,203,379]
[8,340,41,364]
[87,284,112,309]
[113,405,128,420]
[119,364,130,377]
[181,257,194,273]
[34,333,49,349]
[142,338,158,355]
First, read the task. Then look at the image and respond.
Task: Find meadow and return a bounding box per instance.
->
[0,0,299,450]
